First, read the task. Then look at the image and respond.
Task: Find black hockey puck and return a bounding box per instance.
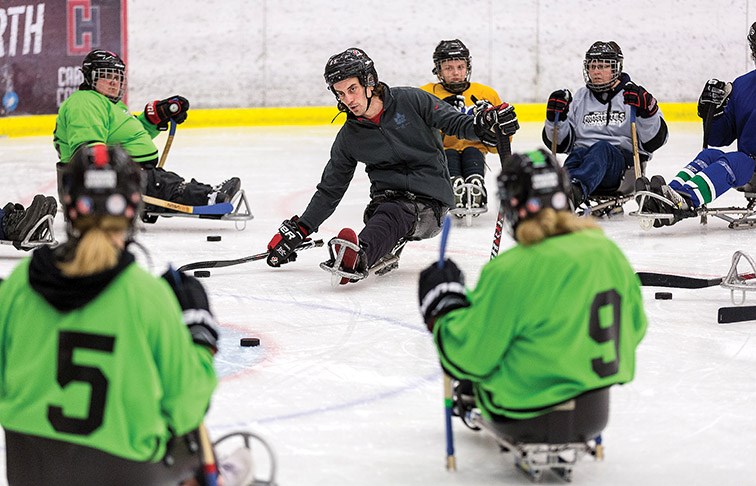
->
[207,235,222,242]
[194,270,211,278]
[655,292,673,300]
[240,337,260,347]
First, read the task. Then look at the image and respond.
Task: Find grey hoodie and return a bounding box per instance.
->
[299,83,479,232]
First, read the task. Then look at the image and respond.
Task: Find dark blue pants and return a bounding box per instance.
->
[564,141,627,196]
[445,147,486,178]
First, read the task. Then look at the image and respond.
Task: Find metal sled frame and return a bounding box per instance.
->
[369,238,408,276]
[468,409,602,483]
[631,190,756,230]
[143,190,254,228]
[578,193,634,218]
[213,430,278,486]
[720,250,756,305]
[0,214,57,249]
[319,237,369,285]
[450,180,488,227]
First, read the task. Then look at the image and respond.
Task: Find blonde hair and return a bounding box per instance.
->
[58,216,130,277]
[515,208,601,246]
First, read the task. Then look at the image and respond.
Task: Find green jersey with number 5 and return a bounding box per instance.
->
[434,228,647,420]
[0,257,217,462]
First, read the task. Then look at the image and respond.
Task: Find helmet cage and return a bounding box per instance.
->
[91,67,126,103]
[582,41,623,92]
[63,145,144,227]
[432,39,471,93]
[497,149,571,240]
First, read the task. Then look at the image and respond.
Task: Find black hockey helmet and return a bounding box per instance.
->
[62,144,144,227]
[497,149,571,240]
[583,41,623,92]
[80,49,126,102]
[324,47,378,92]
[749,22,756,64]
[432,39,471,93]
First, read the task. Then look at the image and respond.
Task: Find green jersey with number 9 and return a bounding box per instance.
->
[434,228,647,420]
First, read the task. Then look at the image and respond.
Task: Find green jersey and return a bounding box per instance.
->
[54,89,161,164]
[434,229,647,420]
[0,257,217,462]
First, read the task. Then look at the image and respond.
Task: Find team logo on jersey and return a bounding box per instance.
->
[393,112,408,129]
[582,110,626,127]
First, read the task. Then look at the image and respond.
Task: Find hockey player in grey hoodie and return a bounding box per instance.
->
[266,47,519,284]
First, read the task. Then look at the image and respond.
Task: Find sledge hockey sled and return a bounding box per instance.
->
[631,190,756,230]
[577,168,639,218]
[141,190,254,227]
[450,180,487,227]
[464,387,608,482]
[0,214,57,250]
[213,431,278,486]
[320,237,407,285]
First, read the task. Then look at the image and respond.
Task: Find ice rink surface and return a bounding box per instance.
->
[1,122,756,485]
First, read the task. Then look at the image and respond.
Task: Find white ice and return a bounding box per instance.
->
[1,122,755,485]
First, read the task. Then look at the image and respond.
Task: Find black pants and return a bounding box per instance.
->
[360,193,446,268]
[145,167,213,206]
[445,147,485,178]
[57,163,212,207]
[4,429,201,486]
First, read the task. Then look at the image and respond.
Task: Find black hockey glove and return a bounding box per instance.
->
[267,216,310,267]
[161,268,219,353]
[473,101,519,147]
[623,82,658,118]
[442,94,467,113]
[418,259,470,332]
[546,88,572,122]
[145,95,190,131]
[697,78,732,120]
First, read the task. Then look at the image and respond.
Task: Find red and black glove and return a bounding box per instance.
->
[267,216,310,267]
[623,82,658,118]
[145,95,190,131]
[546,88,572,122]
[473,101,519,146]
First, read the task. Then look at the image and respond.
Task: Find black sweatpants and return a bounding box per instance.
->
[359,194,446,268]
[144,167,213,206]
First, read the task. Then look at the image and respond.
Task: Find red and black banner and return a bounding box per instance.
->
[0,0,126,116]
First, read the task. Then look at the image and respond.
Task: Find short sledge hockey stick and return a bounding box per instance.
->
[637,271,756,289]
[142,195,233,215]
[718,305,756,324]
[198,424,218,486]
[630,107,642,179]
[158,120,177,168]
[436,214,456,471]
[177,239,324,272]
[490,120,512,260]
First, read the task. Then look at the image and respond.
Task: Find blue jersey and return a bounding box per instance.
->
[709,69,756,156]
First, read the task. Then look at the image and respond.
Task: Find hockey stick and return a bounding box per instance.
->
[158,119,177,168]
[637,271,756,289]
[142,195,233,215]
[198,424,218,486]
[630,107,642,179]
[436,214,456,471]
[550,111,559,157]
[177,238,324,272]
[718,305,756,324]
[490,123,512,260]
